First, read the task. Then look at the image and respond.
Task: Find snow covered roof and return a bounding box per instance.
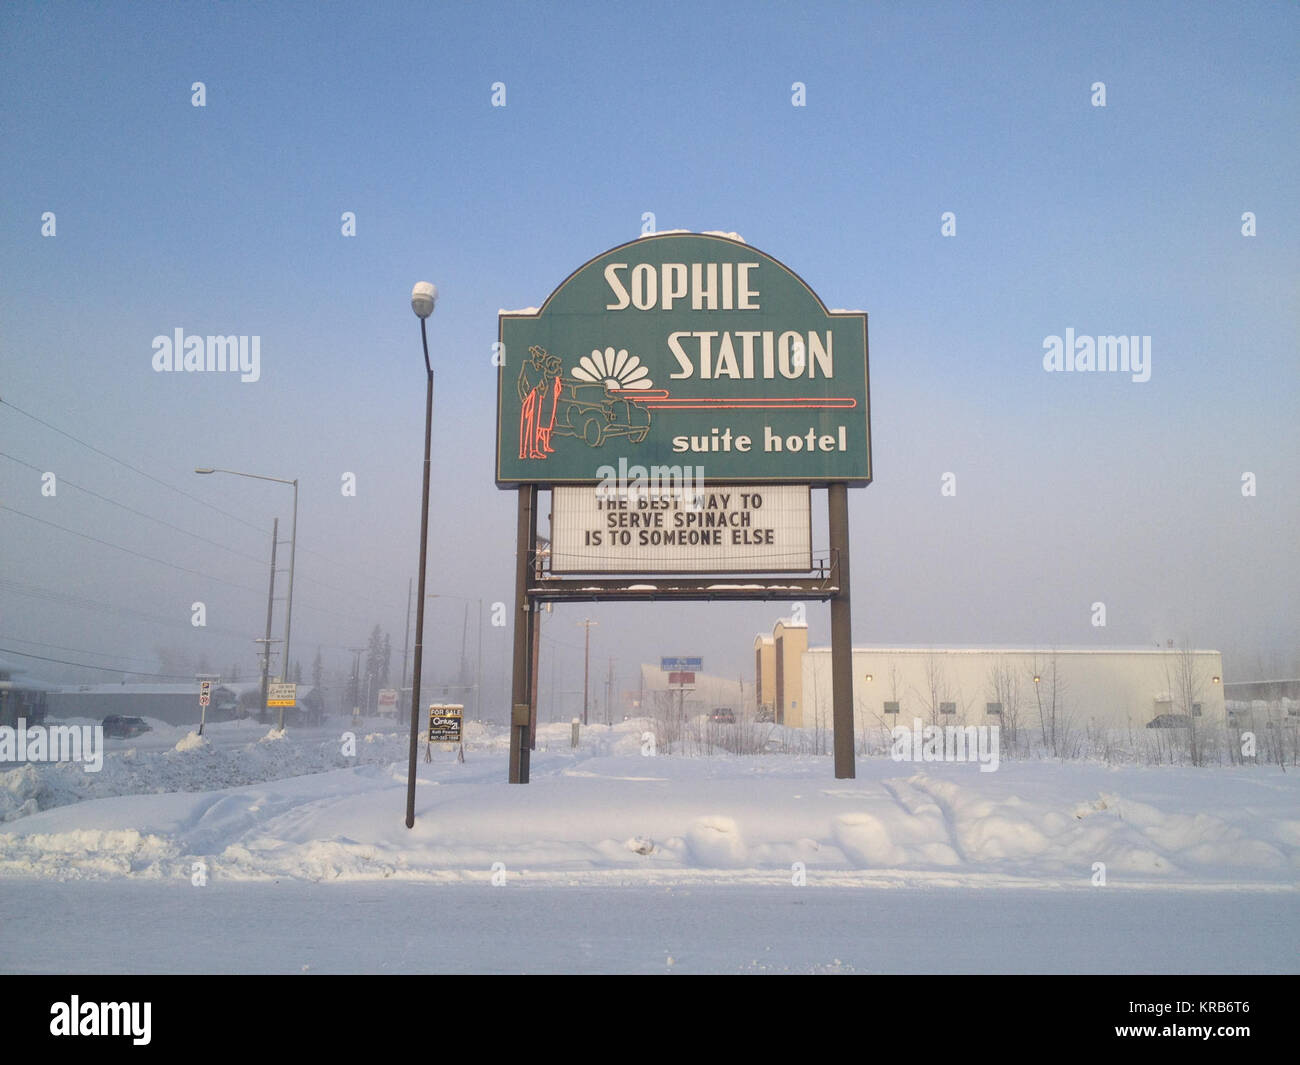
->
[805,645,1222,656]
[45,683,220,695]
[636,229,746,243]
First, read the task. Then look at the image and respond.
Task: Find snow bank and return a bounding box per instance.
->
[175,732,206,752]
[2,720,1296,887]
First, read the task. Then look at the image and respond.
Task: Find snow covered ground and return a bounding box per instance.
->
[1,717,1296,972]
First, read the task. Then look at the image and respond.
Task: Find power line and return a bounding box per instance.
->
[0,645,198,680]
[2,398,406,614]
[0,451,270,567]
[0,504,267,596]
[284,567,406,614]
[0,634,185,669]
[2,453,403,614]
[0,396,268,535]
[292,542,406,601]
[0,577,252,639]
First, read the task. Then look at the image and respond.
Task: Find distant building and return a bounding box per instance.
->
[1222,678,1300,703]
[42,683,241,727]
[795,646,1227,733]
[753,618,808,725]
[0,658,49,727]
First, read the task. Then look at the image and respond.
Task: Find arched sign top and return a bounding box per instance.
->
[497,232,870,487]
[531,232,843,319]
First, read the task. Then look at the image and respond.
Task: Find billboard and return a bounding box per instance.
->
[497,233,869,486]
[550,484,811,574]
[660,657,703,671]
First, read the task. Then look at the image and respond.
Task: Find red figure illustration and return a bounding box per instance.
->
[518,346,563,459]
[537,354,562,454]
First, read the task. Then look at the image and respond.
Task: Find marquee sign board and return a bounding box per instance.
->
[497,233,870,487]
[551,483,811,574]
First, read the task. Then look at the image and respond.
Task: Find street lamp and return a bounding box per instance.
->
[406,281,437,830]
[195,466,298,728]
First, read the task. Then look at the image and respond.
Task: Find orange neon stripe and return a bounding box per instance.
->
[637,398,858,409]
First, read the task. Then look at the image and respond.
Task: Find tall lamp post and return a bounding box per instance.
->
[405,281,438,829]
[195,466,299,728]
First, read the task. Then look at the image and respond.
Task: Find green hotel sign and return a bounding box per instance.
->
[496,233,870,486]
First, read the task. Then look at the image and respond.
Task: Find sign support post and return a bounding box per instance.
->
[509,486,536,783]
[196,676,218,736]
[828,483,855,778]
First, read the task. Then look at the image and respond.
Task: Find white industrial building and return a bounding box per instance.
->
[796,646,1225,733]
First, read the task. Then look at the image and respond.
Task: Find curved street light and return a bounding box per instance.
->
[406,281,437,829]
[195,466,298,729]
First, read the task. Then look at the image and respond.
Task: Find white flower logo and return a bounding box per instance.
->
[571,346,653,390]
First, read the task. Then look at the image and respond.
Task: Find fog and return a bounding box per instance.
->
[2,3,1296,720]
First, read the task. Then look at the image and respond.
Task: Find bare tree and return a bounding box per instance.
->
[1166,642,1207,766]
[987,656,1023,755]
[913,652,952,727]
[810,663,828,755]
[1031,650,1072,757]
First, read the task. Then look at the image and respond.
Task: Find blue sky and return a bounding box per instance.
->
[1,1,1296,711]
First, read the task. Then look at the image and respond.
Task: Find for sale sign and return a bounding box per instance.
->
[427,704,463,743]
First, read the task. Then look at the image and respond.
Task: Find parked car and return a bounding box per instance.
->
[101,715,152,738]
[1146,714,1191,729]
[710,707,736,724]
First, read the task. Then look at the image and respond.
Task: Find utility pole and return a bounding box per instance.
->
[578,618,598,726]
[606,657,614,725]
[459,601,470,692]
[349,647,364,722]
[475,597,483,723]
[401,577,412,690]
[529,602,541,749]
[257,518,279,723]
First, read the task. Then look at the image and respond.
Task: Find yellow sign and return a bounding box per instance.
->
[267,681,297,707]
